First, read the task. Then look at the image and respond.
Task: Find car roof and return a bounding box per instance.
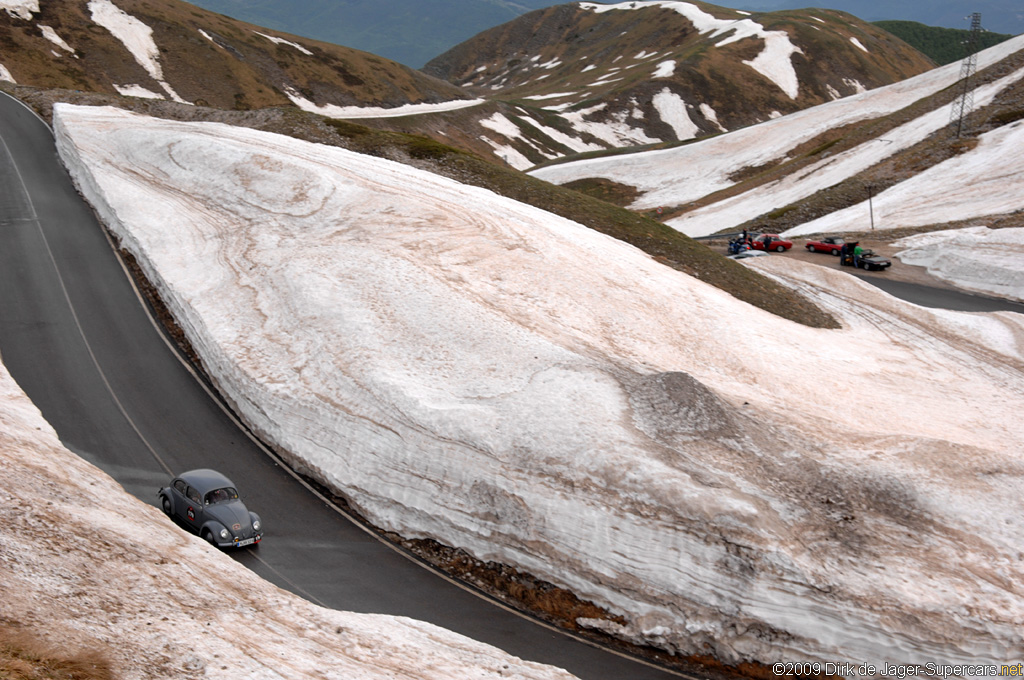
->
[177,469,236,494]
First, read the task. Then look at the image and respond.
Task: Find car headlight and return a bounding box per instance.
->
[252,519,261,532]
[219,528,230,540]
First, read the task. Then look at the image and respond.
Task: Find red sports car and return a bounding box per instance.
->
[804,236,845,255]
[749,233,793,252]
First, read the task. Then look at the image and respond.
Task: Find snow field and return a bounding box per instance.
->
[54,104,1024,669]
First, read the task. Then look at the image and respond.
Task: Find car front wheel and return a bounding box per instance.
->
[203,530,217,546]
[161,495,172,516]
[808,245,816,252]
[831,249,841,256]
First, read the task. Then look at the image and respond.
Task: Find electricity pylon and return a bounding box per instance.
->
[950,12,983,138]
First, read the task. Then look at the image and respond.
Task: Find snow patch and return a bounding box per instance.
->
[0,0,36,19]
[41,25,75,54]
[284,91,485,118]
[87,0,187,103]
[653,88,699,140]
[255,31,313,55]
[114,84,166,99]
[699,102,727,132]
[0,63,14,82]
[653,60,676,78]
[850,36,869,53]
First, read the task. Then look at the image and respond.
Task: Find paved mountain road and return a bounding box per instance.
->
[0,92,689,680]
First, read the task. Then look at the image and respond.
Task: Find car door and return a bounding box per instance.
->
[181,483,204,530]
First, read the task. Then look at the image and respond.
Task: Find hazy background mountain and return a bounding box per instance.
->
[183,0,566,67]
[181,0,1023,66]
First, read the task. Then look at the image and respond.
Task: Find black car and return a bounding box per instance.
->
[159,469,262,548]
[840,242,892,272]
[857,250,892,271]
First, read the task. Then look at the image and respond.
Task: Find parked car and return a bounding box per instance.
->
[749,233,792,252]
[856,249,892,271]
[839,242,892,271]
[159,469,262,548]
[804,236,845,255]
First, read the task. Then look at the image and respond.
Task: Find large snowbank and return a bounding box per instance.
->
[54,104,1024,669]
[892,227,1024,302]
[0,359,577,680]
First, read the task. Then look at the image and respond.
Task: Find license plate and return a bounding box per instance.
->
[234,537,255,547]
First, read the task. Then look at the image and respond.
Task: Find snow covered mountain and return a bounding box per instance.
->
[0,0,467,110]
[419,0,934,167]
[531,33,1024,238]
[54,102,1024,672]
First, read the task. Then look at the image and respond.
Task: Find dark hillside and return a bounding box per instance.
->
[874,20,1014,65]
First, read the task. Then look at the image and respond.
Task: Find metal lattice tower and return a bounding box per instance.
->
[950,12,983,138]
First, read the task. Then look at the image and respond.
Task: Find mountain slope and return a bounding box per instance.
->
[421,0,934,167]
[530,34,1024,237]
[0,0,468,110]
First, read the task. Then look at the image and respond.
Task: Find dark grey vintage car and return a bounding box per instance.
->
[158,469,262,548]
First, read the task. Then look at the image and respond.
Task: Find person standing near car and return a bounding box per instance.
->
[853,243,864,268]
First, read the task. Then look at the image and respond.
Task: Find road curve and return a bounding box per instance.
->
[0,92,688,680]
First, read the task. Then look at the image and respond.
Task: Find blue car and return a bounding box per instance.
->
[159,469,263,548]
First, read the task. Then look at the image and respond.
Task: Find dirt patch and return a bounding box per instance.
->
[0,625,114,680]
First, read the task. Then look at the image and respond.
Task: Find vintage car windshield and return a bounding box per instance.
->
[205,487,239,505]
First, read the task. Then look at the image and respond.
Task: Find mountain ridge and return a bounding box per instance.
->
[0,0,468,110]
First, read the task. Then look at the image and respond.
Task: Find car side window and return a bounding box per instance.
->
[186,486,201,504]
[173,479,187,494]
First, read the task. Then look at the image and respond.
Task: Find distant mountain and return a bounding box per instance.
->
[727,0,1024,35]
[0,0,467,110]
[181,0,566,67]
[874,20,1015,65]
[420,1,934,168]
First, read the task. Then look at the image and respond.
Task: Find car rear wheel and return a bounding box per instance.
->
[775,245,786,252]
[161,495,172,516]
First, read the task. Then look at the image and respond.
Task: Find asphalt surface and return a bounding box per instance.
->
[2,92,1021,679]
[0,92,687,680]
